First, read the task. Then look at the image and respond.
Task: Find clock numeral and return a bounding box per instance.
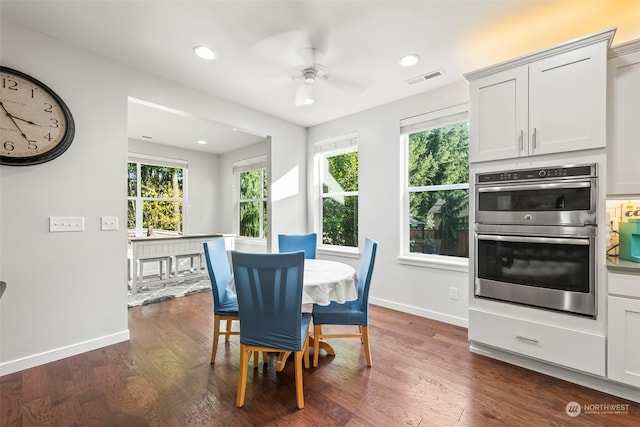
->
[3,140,15,151]
[44,133,53,141]
[49,118,59,128]
[28,140,38,150]
[1,78,18,90]
[44,102,53,113]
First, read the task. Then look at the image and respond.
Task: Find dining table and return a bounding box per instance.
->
[227,258,358,371]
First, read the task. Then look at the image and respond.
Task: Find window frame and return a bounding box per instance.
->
[234,155,268,241]
[399,104,470,271]
[127,153,187,238]
[313,134,359,254]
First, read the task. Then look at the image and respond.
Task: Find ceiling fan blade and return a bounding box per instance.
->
[294,84,314,106]
[244,75,293,92]
[324,74,369,95]
[248,29,313,69]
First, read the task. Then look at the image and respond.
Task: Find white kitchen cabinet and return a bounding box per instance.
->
[469,308,606,376]
[607,40,640,196]
[466,29,613,163]
[607,270,640,388]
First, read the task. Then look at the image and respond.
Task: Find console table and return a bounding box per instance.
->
[128,233,234,295]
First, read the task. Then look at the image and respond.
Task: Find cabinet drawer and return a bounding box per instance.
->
[469,309,605,376]
[608,271,640,299]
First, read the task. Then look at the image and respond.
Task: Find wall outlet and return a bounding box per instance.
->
[101,216,118,231]
[50,217,84,232]
[449,287,458,300]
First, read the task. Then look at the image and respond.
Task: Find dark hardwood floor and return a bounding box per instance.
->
[1,290,638,426]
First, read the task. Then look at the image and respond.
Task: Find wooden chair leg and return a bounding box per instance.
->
[303,335,310,369]
[294,350,305,409]
[236,346,249,407]
[313,325,322,367]
[225,319,233,341]
[362,325,372,367]
[211,316,221,364]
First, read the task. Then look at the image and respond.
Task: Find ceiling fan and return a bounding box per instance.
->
[245,30,368,107]
[291,47,327,106]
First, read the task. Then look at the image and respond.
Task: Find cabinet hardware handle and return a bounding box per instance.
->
[532,128,537,150]
[519,130,524,152]
[516,335,539,344]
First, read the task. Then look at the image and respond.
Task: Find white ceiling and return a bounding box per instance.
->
[2,1,639,154]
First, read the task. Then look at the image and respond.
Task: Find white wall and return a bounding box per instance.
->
[0,23,130,373]
[307,82,471,327]
[0,22,307,375]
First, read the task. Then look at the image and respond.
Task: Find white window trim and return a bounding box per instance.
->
[313,134,359,250]
[400,104,470,269]
[127,153,187,237]
[234,157,268,240]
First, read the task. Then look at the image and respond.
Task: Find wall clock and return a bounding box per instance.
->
[0,66,75,166]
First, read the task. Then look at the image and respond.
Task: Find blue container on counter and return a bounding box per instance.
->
[619,218,640,263]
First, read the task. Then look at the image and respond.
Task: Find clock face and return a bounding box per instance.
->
[0,67,75,166]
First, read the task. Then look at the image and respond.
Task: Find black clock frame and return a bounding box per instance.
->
[0,66,75,166]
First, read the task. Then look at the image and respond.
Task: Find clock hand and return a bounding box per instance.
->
[0,101,31,143]
[10,115,41,127]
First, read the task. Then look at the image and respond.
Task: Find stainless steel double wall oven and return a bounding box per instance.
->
[474,164,598,317]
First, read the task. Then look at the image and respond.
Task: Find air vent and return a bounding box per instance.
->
[406,70,443,86]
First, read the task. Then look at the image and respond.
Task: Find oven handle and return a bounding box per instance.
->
[477,181,591,193]
[477,234,591,246]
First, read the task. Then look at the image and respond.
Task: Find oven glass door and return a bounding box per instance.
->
[477,182,592,212]
[474,225,596,317]
[476,180,596,226]
[476,234,591,293]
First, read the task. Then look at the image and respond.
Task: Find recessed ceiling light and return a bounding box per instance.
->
[193,45,216,60]
[400,54,420,67]
[197,140,207,145]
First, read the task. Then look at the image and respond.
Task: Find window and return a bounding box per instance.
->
[235,156,267,239]
[127,156,186,237]
[315,135,358,248]
[402,106,469,258]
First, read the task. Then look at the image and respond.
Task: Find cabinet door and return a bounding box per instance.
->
[469,66,528,162]
[608,295,640,387]
[607,46,640,195]
[529,42,608,156]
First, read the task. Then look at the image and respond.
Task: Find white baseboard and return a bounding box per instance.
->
[0,330,130,376]
[370,296,469,328]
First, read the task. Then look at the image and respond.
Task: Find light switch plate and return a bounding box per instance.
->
[101,216,118,231]
[50,217,84,232]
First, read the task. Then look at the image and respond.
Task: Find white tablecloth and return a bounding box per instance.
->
[227,259,357,305]
[302,259,357,305]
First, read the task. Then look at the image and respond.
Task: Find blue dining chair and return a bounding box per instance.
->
[231,250,311,410]
[203,238,239,364]
[311,237,378,367]
[278,233,317,259]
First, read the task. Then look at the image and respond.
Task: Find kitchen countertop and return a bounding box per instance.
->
[128,233,233,242]
[607,256,640,273]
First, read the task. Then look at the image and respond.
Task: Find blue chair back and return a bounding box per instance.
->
[356,238,378,314]
[203,238,237,313]
[231,251,307,351]
[278,233,317,259]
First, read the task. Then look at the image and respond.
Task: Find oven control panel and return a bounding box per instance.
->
[477,164,595,184]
